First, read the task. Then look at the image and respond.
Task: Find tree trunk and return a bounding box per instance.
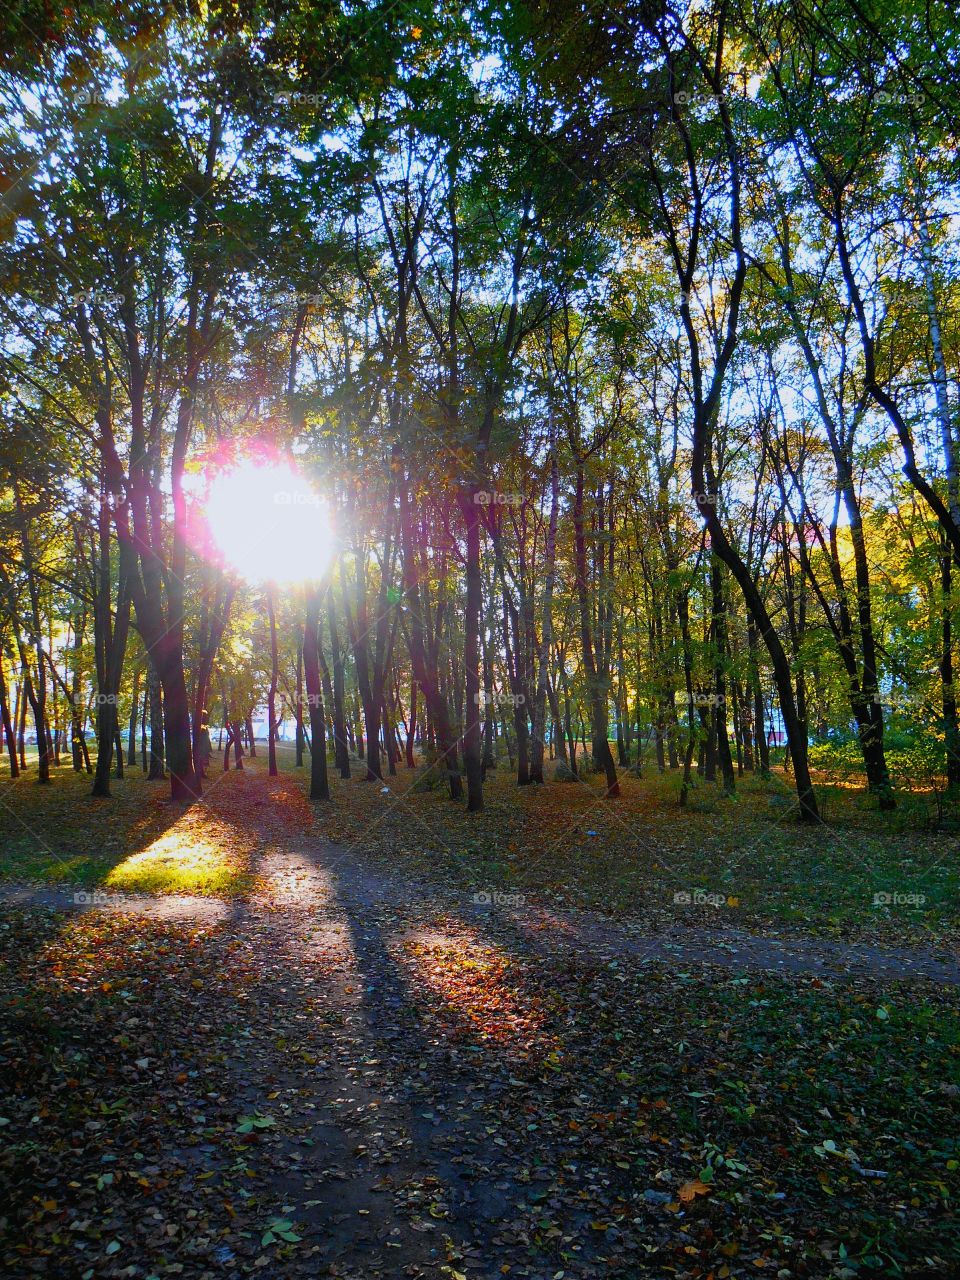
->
[459,489,484,810]
[0,653,18,777]
[159,646,195,800]
[406,678,417,768]
[572,467,619,796]
[127,666,140,766]
[295,641,305,767]
[942,539,960,790]
[530,444,560,784]
[702,499,816,819]
[267,588,279,777]
[328,596,350,778]
[303,588,330,801]
[398,467,461,797]
[146,657,165,779]
[711,558,736,794]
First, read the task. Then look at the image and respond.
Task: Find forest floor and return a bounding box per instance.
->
[1,752,959,1277]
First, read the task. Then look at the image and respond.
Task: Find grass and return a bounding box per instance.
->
[314,752,960,944]
[0,750,272,896]
[2,744,958,942]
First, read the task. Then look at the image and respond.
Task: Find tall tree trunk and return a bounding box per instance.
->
[677,590,697,807]
[295,641,305,767]
[146,657,165,780]
[941,538,960,790]
[0,652,18,777]
[398,466,461,797]
[530,444,559,784]
[573,467,619,795]
[303,588,330,801]
[481,626,496,772]
[329,595,350,778]
[711,558,736,794]
[16,678,26,770]
[406,678,417,768]
[695,495,816,818]
[158,644,194,799]
[127,666,140,766]
[70,612,88,772]
[459,489,484,810]
[267,588,279,777]
[747,622,770,775]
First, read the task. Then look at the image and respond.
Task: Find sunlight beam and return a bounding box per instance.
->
[203,458,333,586]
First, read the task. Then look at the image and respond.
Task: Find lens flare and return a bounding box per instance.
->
[204,459,333,585]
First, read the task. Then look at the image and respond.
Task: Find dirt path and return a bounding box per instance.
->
[4,833,958,985]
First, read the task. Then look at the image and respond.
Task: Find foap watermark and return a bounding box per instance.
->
[474,490,522,506]
[67,288,122,307]
[273,90,324,105]
[871,89,924,108]
[675,691,726,707]
[472,889,526,907]
[91,693,120,706]
[872,890,926,908]
[274,489,321,508]
[474,690,525,709]
[673,89,735,107]
[74,890,127,907]
[270,289,326,307]
[673,889,739,908]
[671,83,752,109]
[72,86,108,107]
[870,690,914,712]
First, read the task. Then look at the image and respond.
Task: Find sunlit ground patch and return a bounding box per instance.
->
[25,911,230,1000]
[400,929,557,1057]
[104,823,254,895]
[249,854,333,908]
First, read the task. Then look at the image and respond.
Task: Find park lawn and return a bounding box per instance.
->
[0,752,274,896]
[1,746,959,942]
[314,755,960,945]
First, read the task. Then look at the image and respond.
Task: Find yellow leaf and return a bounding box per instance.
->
[678,1178,711,1202]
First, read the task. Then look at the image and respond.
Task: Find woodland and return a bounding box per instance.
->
[1,2,959,1278]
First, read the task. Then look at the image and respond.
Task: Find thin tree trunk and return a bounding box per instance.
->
[127,666,140,766]
[267,588,279,777]
[0,652,18,777]
[147,657,165,779]
[942,538,960,789]
[303,588,330,801]
[295,640,305,767]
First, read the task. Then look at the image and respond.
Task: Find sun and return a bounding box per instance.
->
[203,458,334,586]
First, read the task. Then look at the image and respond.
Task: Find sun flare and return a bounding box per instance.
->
[204,458,333,586]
